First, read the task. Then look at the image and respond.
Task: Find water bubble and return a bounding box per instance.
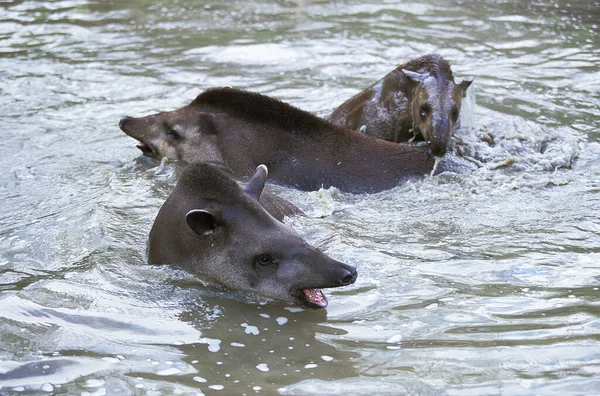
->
[200,337,222,352]
[386,334,403,343]
[241,323,260,335]
[157,367,180,376]
[85,379,105,388]
[256,363,269,372]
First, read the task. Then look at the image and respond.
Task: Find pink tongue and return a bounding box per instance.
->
[303,288,328,308]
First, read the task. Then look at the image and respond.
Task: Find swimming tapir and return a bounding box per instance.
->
[327,54,473,157]
[119,88,440,193]
[148,162,357,308]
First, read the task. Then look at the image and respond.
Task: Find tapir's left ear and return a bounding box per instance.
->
[244,164,268,201]
[456,77,474,96]
[186,209,222,236]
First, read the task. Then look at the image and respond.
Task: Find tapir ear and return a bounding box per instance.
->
[456,76,474,96]
[186,209,222,236]
[198,112,218,135]
[402,69,429,84]
[244,164,268,201]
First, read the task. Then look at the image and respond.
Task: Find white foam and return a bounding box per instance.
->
[156,367,180,376]
[241,323,260,335]
[256,363,269,372]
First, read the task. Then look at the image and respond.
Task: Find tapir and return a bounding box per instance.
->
[148,162,357,308]
[119,88,440,193]
[327,54,473,157]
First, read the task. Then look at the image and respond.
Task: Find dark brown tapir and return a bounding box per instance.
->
[148,162,357,308]
[119,88,442,194]
[328,54,473,157]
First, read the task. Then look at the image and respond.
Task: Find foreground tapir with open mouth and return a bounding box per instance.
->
[148,162,357,308]
[119,88,441,194]
[328,54,473,158]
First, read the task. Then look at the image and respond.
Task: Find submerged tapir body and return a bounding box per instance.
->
[120,88,440,193]
[327,54,473,157]
[149,163,357,308]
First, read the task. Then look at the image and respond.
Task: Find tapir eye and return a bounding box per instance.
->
[420,104,431,119]
[165,125,181,140]
[257,254,275,267]
[451,106,459,122]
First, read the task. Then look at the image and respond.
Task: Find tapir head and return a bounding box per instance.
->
[403,69,473,157]
[148,163,357,309]
[119,103,222,164]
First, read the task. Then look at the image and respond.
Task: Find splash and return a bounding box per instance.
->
[431,156,443,176]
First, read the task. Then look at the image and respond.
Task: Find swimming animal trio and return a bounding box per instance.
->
[120,54,472,309]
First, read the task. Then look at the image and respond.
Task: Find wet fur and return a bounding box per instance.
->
[148,163,356,308]
[121,88,438,193]
[328,54,472,156]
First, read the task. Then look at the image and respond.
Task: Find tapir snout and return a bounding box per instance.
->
[429,118,451,157]
[119,115,131,128]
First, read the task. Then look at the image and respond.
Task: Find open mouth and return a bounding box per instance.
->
[300,288,328,309]
[136,142,155,156]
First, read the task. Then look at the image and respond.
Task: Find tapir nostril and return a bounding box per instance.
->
[340,267,357,285]
[119,116,131,128]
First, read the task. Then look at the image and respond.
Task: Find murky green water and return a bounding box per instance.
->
[1,0,599,394]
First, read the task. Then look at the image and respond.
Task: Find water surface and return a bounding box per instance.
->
[1,0,599,394]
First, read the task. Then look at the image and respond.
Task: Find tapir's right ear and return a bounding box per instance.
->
[186,209,222,236]
[244,164,268,201]
[402,69,429,84]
